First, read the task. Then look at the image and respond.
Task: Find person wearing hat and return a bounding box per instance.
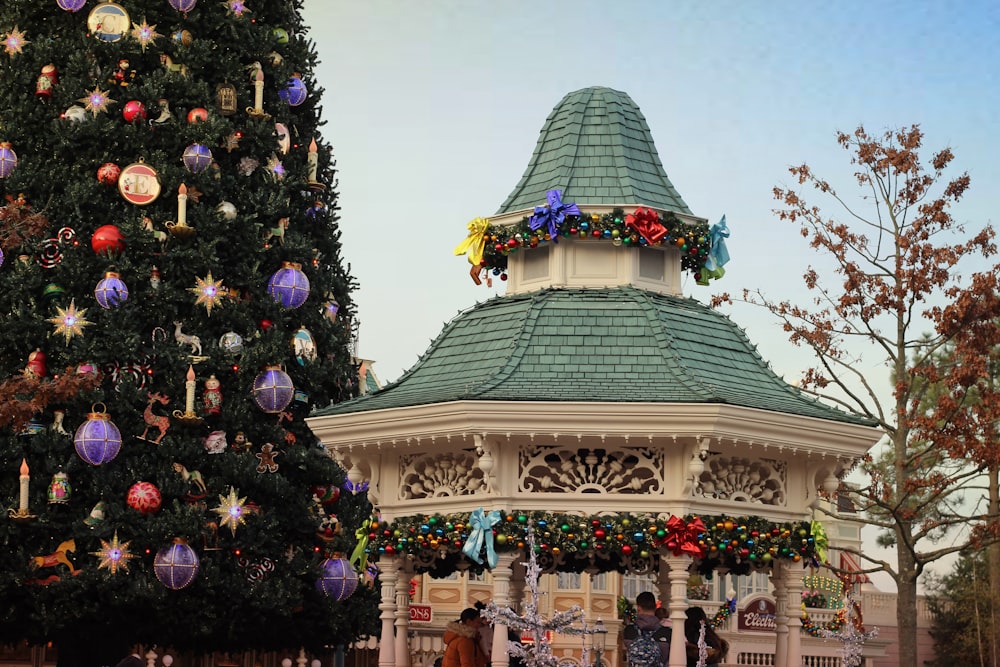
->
[442,607,489,667]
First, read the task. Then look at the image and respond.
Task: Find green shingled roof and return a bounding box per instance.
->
[313,287,871,426]
[497,87,692,215]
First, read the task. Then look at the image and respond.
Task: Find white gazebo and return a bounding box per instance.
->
[308,87,881,667]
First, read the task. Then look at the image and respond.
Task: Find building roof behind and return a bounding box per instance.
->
[313,287,871,426]
[497,86,692,216]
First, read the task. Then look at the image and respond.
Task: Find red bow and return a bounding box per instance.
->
[665,516,706,558]
[625,207,667,245]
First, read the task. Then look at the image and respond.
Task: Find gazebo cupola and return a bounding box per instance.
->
[473,86,717,296]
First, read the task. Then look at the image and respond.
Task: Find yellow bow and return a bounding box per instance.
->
[453,217,490,266]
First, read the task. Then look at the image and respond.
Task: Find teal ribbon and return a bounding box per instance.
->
[704,215,731,274]
[462,507,501,568]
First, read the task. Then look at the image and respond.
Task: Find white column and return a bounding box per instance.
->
[662,555,692,667]
[784,563,805,667]
[490,553,519,667]
[770,562,789,667]
[395,561,413,667]
[378,556,400,667]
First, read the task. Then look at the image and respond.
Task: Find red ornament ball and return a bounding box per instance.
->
[123,100,146,123]
[127,481,162,514]
[92,224,125,255]
[187,107,209,124]
[97,162,121,186]
[260,319,273,331]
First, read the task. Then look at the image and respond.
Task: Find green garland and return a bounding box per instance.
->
[475,208,711,278]
[367,511,816,574]
[800,607,846,637]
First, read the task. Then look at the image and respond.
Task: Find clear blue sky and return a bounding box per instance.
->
[300,2,999,588]
[302,0,998,384]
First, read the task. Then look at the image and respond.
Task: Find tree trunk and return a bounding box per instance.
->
[989,463,1000,667]
[895,527,919,667]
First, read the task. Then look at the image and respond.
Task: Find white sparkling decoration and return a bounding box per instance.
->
[481,520,597,667]
[817,590,878,667]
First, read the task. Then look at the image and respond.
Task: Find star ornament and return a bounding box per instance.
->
[190,272,226,314]
[2,27,28,57]
[79,87,115,117]
[92,531,136,575]
[131,19,161,52]
[225,0,249,17]
[49,299,93,343]
[213,487,250,536]
[266,154,285,181]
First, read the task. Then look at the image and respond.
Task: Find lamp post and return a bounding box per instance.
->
[593,618,607,667]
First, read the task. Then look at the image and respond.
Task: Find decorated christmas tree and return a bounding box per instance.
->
[0,1,376,665]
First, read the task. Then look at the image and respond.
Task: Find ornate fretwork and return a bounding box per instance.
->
[519,444,663,493]
[695,455,786,505]
[399,451,486,499]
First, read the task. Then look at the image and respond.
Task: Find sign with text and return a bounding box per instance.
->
[409,604,433,623]
[737,597,776,632]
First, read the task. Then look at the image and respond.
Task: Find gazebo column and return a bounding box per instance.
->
[770,562,789,667]
[783,562,805,667]
[377,555,400,667]
[394,561,413,667]
[662,555,691,667]
[490,553,519,667]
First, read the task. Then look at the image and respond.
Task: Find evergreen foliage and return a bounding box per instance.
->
[926,552,996,667]
[0,1,376,664]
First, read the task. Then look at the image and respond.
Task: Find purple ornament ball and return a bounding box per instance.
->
[168,0,198,11]
[268,261,310,309]
[252,366,294,413]
[56,0,87,11]
[94,271,129,309]
[183,143,213,173]
[0,143,18,179]
[73,408,123,465]
[316,557,359,600]
[278,76,308,107]
[154,540,200,590]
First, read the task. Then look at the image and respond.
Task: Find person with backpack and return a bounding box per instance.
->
[623,591,670,667]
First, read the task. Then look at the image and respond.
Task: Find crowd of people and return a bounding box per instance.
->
[439,592,727,667]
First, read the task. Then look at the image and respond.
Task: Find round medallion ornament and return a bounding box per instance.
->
[267,261,310,309]
[252,366,294,413]
[88,1,130,42]
[127,481,162,514]
[183,143,213,173]
[315,557,358,600]
[94,271,128,308]
[154,539,200,590]
[118,161,161,205]
[0,143,18,179]
[74,404,123,465]
[278,75,307,107]
[57,0,88,10]
[291,326,317,365]
[219,331,244,355]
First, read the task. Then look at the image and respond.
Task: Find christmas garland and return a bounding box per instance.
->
[800,607,846,637]
[455,191,729,285]
[367,510,816,573]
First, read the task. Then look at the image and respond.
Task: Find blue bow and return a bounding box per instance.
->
[704,215,730,273]
[529,189,580,243]
[462,507,502,569]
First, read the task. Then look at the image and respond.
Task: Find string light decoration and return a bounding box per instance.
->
[815,590,878,667]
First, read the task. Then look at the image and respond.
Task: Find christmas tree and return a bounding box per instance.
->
[0,1,376,665]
